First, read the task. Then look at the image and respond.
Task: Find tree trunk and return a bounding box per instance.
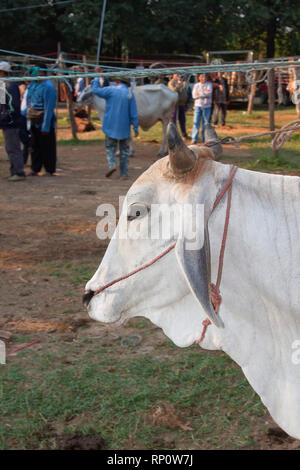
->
[266,16,276,58]
[247,71,258,114]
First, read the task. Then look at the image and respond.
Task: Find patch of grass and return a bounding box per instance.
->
[0,340,266,450]
[61,308,75,314]
[244,151,296,171]
[69,265,94,287]
[125,318,150,329]
[40,261,94,287]
[57,138,104,146]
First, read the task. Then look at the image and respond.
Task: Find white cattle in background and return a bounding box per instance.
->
[83,123,300,439]
[77,84,178,158]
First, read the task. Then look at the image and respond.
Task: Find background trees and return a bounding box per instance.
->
[0,0,299,59]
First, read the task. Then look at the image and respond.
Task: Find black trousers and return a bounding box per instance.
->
[31,123,56,174]
[19,116,31,165]
[213,103,227,126]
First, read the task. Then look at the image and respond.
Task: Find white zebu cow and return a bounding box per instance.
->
[77,84,178,157]
[83,124,300,439]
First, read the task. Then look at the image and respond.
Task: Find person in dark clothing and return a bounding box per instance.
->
[0,61,26,181]
[19,115,31,165]
[25,63,57,176]
[168,74,189,139]
[213,72,230,127]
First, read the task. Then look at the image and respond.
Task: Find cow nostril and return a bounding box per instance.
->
[82,290,95,308]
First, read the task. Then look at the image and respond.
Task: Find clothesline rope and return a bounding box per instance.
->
[1,60,300,83]
[1,48,300,82]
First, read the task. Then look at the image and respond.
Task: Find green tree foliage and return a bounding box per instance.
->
[235,0,300,58]
[0,0,299,59]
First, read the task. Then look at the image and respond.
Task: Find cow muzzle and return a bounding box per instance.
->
[82,290,95,308]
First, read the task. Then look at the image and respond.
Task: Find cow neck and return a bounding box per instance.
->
[93,165,238,339]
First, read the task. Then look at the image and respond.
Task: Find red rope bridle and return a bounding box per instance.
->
[92,165,238,343]
[195,165,237,343]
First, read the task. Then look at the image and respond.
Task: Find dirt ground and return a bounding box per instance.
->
[0,140,159,337]
[1,140,300,450]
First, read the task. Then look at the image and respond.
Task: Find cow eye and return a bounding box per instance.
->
[127,203,149,221]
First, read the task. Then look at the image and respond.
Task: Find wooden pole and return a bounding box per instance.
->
[247,70,258,114]
[293,66,300,118]
[56,42,61,133]
[268,68,275,132]
[58,52,77,139]
[82,54,92,121]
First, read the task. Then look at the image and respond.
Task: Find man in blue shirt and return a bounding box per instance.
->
[92,76,138,179]
[0,61,25,181]
[26,63,57,176]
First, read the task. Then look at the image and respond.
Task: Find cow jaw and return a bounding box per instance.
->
[85,235,221,348]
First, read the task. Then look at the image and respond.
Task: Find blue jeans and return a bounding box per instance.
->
[191,106,211,143]
[105,136,130,176]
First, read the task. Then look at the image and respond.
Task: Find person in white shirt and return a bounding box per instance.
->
[191,74,213,143]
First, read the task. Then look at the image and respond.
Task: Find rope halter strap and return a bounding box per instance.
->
[195,165,238,343]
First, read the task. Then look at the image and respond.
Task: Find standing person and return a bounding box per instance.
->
[95,67,109,88]
[91,77,138,179]
[213,71,230,127]
[0,61,26,181]
[191,74,213,144]
[19,82,31,165]
[74,69,85,99]
[168,74,189,139]
[26,63,57,176]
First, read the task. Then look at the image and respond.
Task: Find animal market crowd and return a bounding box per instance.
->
[0,60,229,181]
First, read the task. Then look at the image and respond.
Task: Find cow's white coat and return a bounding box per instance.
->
[85,151,300,439]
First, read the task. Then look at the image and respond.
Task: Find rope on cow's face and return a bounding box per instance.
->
[87,166,238,344]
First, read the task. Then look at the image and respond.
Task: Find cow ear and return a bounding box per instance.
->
[175,224,223,328]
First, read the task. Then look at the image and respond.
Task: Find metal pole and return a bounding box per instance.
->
[96,0,107,65]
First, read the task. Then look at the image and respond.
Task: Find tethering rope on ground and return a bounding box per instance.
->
[204,120,300,152]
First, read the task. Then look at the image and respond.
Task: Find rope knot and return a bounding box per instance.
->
[195,318,211,344]
[194,285,222,344]
[210,283,222,314]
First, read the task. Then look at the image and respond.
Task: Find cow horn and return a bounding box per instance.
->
[167,123,196,175]
[204,124,223,161]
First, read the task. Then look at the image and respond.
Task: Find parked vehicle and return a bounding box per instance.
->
[255,71,292,106]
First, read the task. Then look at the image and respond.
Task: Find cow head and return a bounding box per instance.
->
[76,84,93,106]
[84,124,223,348]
